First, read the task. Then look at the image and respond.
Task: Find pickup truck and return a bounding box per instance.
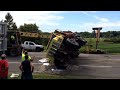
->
[21,41,44,52]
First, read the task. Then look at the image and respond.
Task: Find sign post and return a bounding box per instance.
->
[92,27,102,49]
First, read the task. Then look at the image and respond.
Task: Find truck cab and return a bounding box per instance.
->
[22,41,44,52]
[7,30,22,56]
[0,22,22,56]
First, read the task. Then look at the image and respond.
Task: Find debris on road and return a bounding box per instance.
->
[51,68,65,74]
[10,73,19,78]
[51,69,64,72]
[39,58,49,63]
[39,58,50,66]
[43,63,49,66]
[37,58,50,73]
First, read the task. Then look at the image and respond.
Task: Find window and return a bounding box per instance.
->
[0,25,1,31]
[29,42,34,45]
[26,42,28,45]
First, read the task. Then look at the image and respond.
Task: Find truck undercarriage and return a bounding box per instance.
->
[46,30,87,69]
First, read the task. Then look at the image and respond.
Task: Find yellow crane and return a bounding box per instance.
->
[20,31,51,38]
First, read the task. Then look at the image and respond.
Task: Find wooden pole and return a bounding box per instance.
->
[96,30,100,49]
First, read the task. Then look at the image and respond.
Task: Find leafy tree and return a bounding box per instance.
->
[0,19,4,22]
[91,30,96,38]
[19,23,41,32]
[80,32,91,38]
[12,22,17,30]
[4,12,17,30]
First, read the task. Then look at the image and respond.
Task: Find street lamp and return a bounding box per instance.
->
[92,27,102,49]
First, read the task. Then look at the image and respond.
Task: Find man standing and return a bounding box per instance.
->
[19,55,34,79]
[0,54,9,79]
[22,49,32,61]
[11,34,16,44]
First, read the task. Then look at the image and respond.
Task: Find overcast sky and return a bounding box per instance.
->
[0,11,120,32]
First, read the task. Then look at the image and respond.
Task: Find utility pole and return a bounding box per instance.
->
[92,27,102,50]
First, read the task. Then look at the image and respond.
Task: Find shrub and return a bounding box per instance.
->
[104,38,120,43]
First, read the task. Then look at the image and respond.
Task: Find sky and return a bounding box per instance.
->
[0,11,120,32]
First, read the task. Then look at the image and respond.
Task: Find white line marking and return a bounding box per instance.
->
[8,62,43,65]
[80,65,112,68]
[8,62,20,64]
[8,62,113,68]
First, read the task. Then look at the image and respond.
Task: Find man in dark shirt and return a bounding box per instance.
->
[19,55,34,79]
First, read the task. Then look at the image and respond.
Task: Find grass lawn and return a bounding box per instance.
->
[8,73,72,79]
[8,73,95,79]
[80,38,120,54]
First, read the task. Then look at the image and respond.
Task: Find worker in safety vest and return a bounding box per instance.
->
[11,35,15,40]
[11,34,15,44]
[22,49,35,62]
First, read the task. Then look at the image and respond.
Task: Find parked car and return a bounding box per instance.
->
[21,41,44,52]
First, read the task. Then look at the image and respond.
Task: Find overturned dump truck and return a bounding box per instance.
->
[46,30,87,69]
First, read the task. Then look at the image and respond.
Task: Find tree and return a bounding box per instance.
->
[4,12,13,30]
[12,22,17,30]
[0,19,4,22]
[4,12,17,30]
[91,30,96,38]
[19,23,41,32]
[80,32,91,38]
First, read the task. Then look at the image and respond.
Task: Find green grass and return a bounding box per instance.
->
[80,38,120,54]
[8,73,97,79]
[33,74,71,79]
[8,73,70,79]
[8,73,89,79]
[98,43,120,53]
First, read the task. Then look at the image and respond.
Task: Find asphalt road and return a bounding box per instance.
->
[8,52,47,74]
[7,52,120,79]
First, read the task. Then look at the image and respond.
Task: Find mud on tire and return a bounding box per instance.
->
[36,47,43,52]
[9,49,18,56]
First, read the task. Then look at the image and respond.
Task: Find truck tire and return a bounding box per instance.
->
[65,38,79,49]
[54,50,68,69]
[35,47,41,52]
[54,58,67,69]
[71,50,80,58]
[40,48,44,52]
[10,49,18,56]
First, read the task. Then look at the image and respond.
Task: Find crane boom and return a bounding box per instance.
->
[20,31,51,38]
